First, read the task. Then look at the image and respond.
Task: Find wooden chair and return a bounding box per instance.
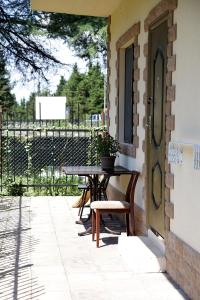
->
[91,171,140,247]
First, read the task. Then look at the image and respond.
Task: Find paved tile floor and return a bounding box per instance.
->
[0,196,188,300]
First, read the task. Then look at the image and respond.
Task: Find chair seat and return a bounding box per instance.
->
[91,200,130,210]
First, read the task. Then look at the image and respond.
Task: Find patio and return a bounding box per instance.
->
[0,196,188,300]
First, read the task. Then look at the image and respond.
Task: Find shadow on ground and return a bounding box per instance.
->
[0,196,45,300]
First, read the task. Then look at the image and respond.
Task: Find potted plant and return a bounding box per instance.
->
[91,128,119,170]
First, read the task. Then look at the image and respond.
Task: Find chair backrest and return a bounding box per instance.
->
[125,171,140,204]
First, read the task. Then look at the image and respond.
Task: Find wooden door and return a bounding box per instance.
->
[147,18,168,237]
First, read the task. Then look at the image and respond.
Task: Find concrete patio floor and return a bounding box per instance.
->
[0,196,188,300]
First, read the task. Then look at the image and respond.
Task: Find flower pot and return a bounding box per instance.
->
[100,156,116,170]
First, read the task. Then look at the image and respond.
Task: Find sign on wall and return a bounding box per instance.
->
[194,144,200,169]
[168,141,200,170]
[168,142,183,165]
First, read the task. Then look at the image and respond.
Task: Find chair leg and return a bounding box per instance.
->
[78,190,86,216]
[96,210,100,248]
[126,213,130,236]
[79,197,86,218]
[92,210,95,241]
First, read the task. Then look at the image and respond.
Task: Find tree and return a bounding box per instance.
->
[14,63,104,122]
[0,0,63,79]
[84,63,104,114]
[55,63,104,122]
[18,98,26,115]
[55,76,67,96]
[0,52,16,111]
[26,92,36,118]
[25,88,52,119]
[47,14,107,64]
[64,64,84,122]
[0,0,107,79]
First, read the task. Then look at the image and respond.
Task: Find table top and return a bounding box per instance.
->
[62,165,135,176]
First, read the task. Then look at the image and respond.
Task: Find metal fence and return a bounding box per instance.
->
[0,106,103,195]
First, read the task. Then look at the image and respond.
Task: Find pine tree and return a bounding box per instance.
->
[84,63,104,114]
[56,76,67,96]
[0,0,107,78]
[54,63,104,122]
[65,64,84,122]
[26,92,36,119]
[0,53,16,112]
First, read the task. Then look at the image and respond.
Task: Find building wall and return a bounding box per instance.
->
[109,0,200,252]
[109,0,200,297]
[171,0,200,253]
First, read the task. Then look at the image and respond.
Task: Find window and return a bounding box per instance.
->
[124,45,134,144]
[116,22,140,157]
[118,44,134,144]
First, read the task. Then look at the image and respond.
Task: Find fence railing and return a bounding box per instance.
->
[0,105,103,195]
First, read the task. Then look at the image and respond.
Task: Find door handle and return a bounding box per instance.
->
[148,97,152,104]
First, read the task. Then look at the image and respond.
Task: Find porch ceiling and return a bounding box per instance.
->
[31,0,122,17]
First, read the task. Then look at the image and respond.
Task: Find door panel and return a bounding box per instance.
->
[152,49,164,147]
[147,19,168,237]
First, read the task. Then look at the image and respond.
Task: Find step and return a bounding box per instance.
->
[118,233,166,273]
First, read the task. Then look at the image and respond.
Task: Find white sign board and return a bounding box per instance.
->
[35,96,66,120]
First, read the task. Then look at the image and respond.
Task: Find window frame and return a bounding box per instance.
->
[116,22,140,157]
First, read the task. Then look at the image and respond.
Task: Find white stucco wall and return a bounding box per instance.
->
[171,0,200,252]
[109,0,200,252]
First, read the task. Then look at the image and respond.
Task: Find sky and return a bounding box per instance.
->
[11,39,88,103]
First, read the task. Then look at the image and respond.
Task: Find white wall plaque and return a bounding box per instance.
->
[194,144,200,170]
[168,142,183,165]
